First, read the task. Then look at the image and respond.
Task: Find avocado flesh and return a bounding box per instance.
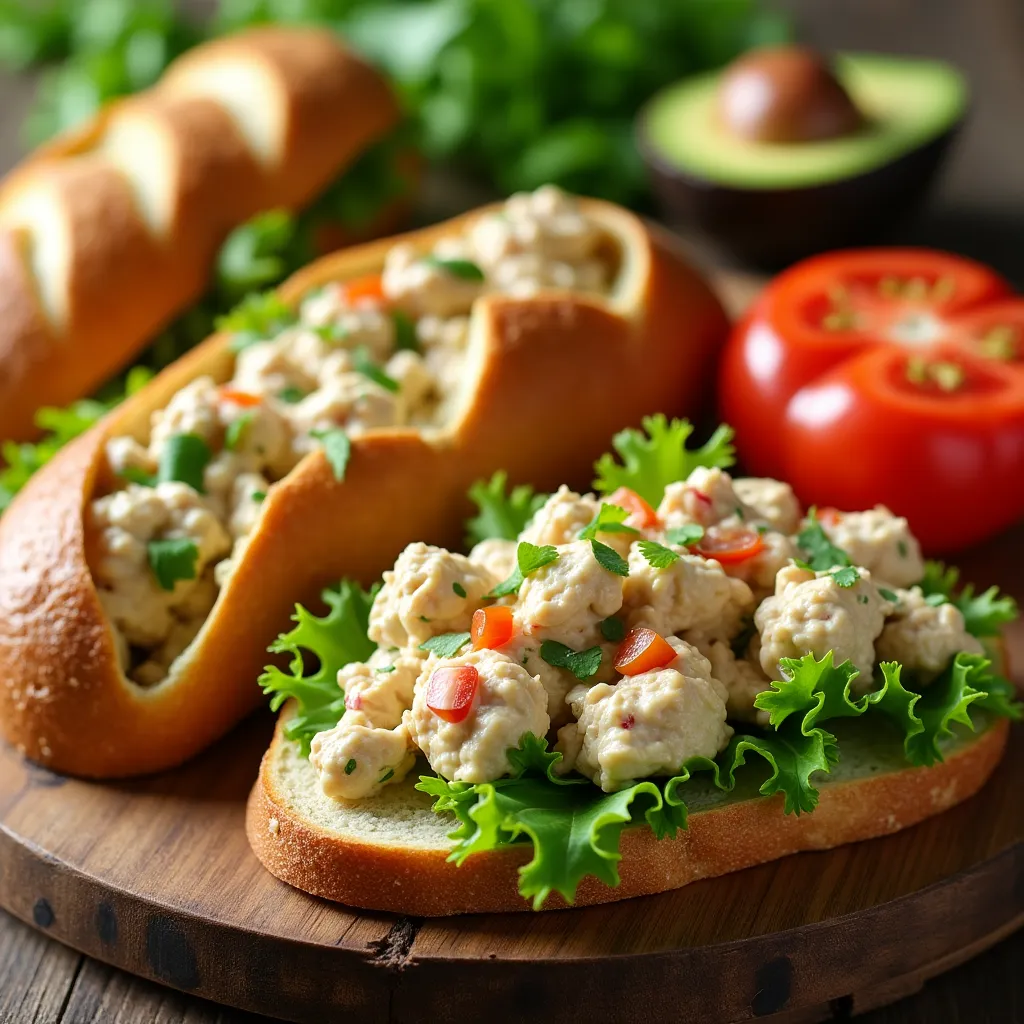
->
[642,53,967,190]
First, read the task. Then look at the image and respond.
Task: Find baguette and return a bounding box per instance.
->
[0,195,729,777]
[0,25,399,443]
[247,708,1010,915]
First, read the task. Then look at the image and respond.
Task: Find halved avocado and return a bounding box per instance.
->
[639,52,967,267]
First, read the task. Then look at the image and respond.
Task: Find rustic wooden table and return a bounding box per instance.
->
[0,0,1022,1020]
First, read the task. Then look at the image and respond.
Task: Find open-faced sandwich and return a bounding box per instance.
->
[248,418,1020,914]
[0,25,406,449]
[0,188,729,777]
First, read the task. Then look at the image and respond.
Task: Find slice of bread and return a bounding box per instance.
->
[246,709,1010,915]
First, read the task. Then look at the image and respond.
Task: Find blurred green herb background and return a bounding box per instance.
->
[0,0,786,509]
[0,0,788,206]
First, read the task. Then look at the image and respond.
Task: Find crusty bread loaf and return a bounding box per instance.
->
[0,199,730,778]
[246,709,1011,915]
[0,26,399,443]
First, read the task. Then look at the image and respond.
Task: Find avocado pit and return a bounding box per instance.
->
[718,46,865,145]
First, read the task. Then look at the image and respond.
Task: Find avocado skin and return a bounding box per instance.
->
[641,125,959,269]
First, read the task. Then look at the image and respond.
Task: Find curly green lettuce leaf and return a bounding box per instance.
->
[465,470,547,547]
[919,560,1018,638]
[0,365,153,512]
[755,650,1005,769]
[593,417,735,506]
[259,580,378,755]
[414,645,1017,907]
[417,734,685,909]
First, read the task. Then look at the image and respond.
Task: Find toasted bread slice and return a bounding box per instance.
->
[247,708,1010,915]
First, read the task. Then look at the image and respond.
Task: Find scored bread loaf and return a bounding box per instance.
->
[0,198,730,778]
[0,26,399,443]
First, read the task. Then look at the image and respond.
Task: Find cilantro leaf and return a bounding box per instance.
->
[225,413,253,452]
[277,386,306,404]
[260,580,378,756]
[577,503,639,541]
[830,566,860,588]
[391,310,419,352]
[156,433,211,492]
[540,640,603,681]
[353,347,399,393]
[599,615,626,642]
[795,515,851,571]
[488,542,558,598]
[591,539,629,577]
[422,255,485,281]
[919,560,1018,638]
[147,538,198,592]
[311,428,351,482]
[665,524,704,547]
[637,539,680,569]
[419,632,472,658]
[465,471,547,547]
[593,417,735,506]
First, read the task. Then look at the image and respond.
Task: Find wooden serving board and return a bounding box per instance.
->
[0,268,1021,1023]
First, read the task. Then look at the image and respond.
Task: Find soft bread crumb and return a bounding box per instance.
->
[268,817,280,835]
[273,736,455,850]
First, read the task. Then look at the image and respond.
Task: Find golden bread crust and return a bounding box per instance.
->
[0,26,398,442]
[246,715,1010,916]
[0,199,729,777]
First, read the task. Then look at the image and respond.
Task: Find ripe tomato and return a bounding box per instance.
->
[695,525,766,564]
[425,666,479,724]
[607,486,660,528]
[471,606,515,650]
[720,248,1024,551]
[614,628,677,675]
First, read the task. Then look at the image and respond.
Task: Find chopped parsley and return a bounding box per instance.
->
[277,386,306,404]
[251,490,267,503]
[155,433,211,492]
[148,538,199,591]
[225,412,254,452]
[419,632,472,658]
[540,640,603,681]
[353,346,399,393]
[796,513,852,572]
[452,582,467,598]
[310,428,351,482]
[577,503,639,541]
[830,566,860,588]
[391,310,419,352]
[665,524,704,547]
[314,322,349,344]
[488,542,559,598]
[599,615,626,642]
[591,540,629,577]
[422,255,485,281]
[344,758,357,775]
[879,587,899,603]
[637,539,680,569]
[379,768,395,784]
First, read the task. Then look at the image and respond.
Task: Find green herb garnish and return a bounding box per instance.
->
[147,538,198,592]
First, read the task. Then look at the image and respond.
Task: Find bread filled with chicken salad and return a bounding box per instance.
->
[0,188,729,778]
[248,417,1020,914]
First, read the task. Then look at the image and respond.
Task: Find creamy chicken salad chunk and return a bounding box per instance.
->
[87,188,615,685]
[309,464,981,803]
